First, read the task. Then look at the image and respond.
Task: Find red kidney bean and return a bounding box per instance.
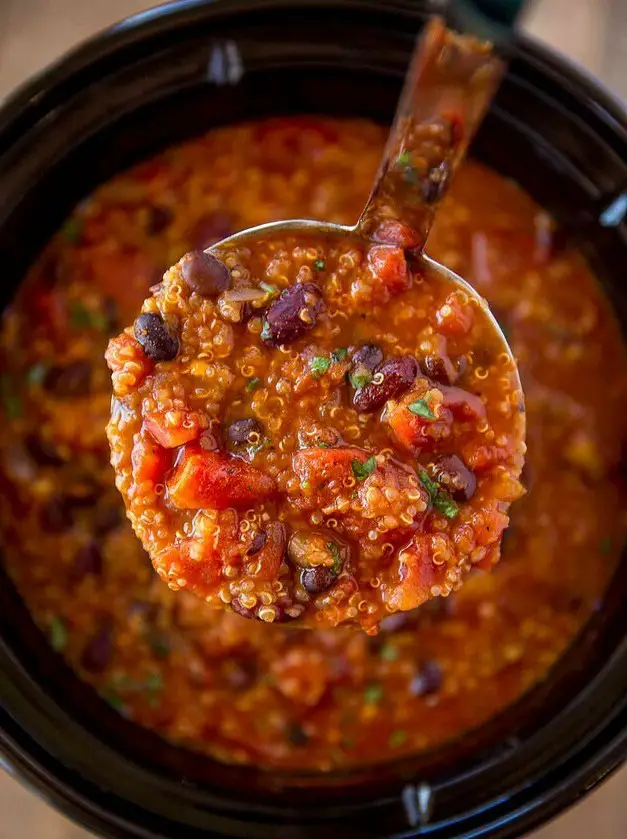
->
[352,344,383,373]
[133,312,179,362]
[261,283,324,346]
[80,623,113,673]
[180,250,230,297]
[353,355,418,412]
[44,362,92,397]
[423,354,459,386]
[440,385,486,421]
[409,660,443,696]
[227,418,264,445]
[426,454,476,501]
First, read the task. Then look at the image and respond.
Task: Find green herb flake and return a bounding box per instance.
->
[316,440,331,448]
[148,632,171,659]
[418,469,459,520]
[433,494,459,519]
[341,735,356,749]
[397,149,412,167]
[302,479,311,490]
[379,644,399,662]
[103,691,126,713]
[363,682,383,704]
[600,536,613,556]
[247,377,262,392]
[250,438,273,456]
[328,541,342,575]
[0,375,23,419]
[396,149,419,186]
[348,369,373,390]
[408,399,435,420]
[61,216,83,244]
[313,259,326,271]
[260,281,278,298]
[388,729,408,748]
[26,363,48,387]
[145,672,164,692]
[49,616,68,652]
[331,347,348,363]
[310,356,331,378]
[352,455,377,481]
[68,300,108,331]
[260,321,272,342]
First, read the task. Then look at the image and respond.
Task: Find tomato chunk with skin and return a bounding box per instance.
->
[387,389,454,454]
[293,446,370,493]
[368,245,410,295]
[168,447,275,510]
[144,410,206,448]
[385,534,447,612]
[131,430,170,485]
[441,385,486,421]
[436,292,474,336]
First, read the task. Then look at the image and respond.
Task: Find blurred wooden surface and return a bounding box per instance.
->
[1,0,626,836]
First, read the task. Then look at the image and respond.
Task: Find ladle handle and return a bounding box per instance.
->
[355,7,522,250]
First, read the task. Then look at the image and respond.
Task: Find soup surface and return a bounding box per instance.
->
[1,117,625,771]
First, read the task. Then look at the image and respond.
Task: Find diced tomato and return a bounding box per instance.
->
[168,448,275,510]
[367,245,410,295]
[440,385,486,421]
[372,220,422,250]
[386,391,453,454]
[245,521,286,581]
[82,247,158,320]
[464,443,512,471]
[385,534,447,612]
[436,292,474,336]
[471,506,509,548]
[293,446,370,490]
[131,430,170,485]
[144,410,206,448]
[105,332,154,397]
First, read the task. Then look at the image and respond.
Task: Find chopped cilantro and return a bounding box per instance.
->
[260,281,278,298]
[348,369,373,389]
[250,438,273,456]
[408,398,435,420]
[260,321,272,342]
[433,494,458,519]
[310,356,331,378]
[379,643,399,662]
[331,347,348,362]
[302,480,311,490]
[104,691,126,713]
[417,469,459,520]
[247,377,262,392]
[316,441,331,448]
[600,536,613,555]
[26,363,48,387]
[68,301,108,331]
[388,729,408,748]
[396,149,419,186]
[147,632,170,659]
[363,682,383,704]
[328,541,342,574]
[61,216,83,244]
[145,672,164,692]
[49,616,68,652]
[313,259,326,271]
[397,149,412,167]
[352,456,376,481]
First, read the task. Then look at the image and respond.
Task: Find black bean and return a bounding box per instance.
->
[134,312,178,362]
[146,205,173,236]
[40,496,74,533]
[71,541,103,582]
[247,530,267,556]
[421,161,451,204]
[93,502,122,535]
[409,660,443,696]
[426,454,476,501]
[220,657,258,690]
[25,434,65,466]
[80,624,113,673]
[261,283,324,346]
[227,418,263,445]
[189,212,233,249]
[352,344,383,373]
[286,722,309,746]
[43,362,92,397]
[353,355,418,412]
[301,565,338,595]
[180,251,230,297]
[423,354,458,386]
[199,429,221,451]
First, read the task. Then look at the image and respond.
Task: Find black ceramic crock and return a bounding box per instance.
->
[2,1,627,837]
